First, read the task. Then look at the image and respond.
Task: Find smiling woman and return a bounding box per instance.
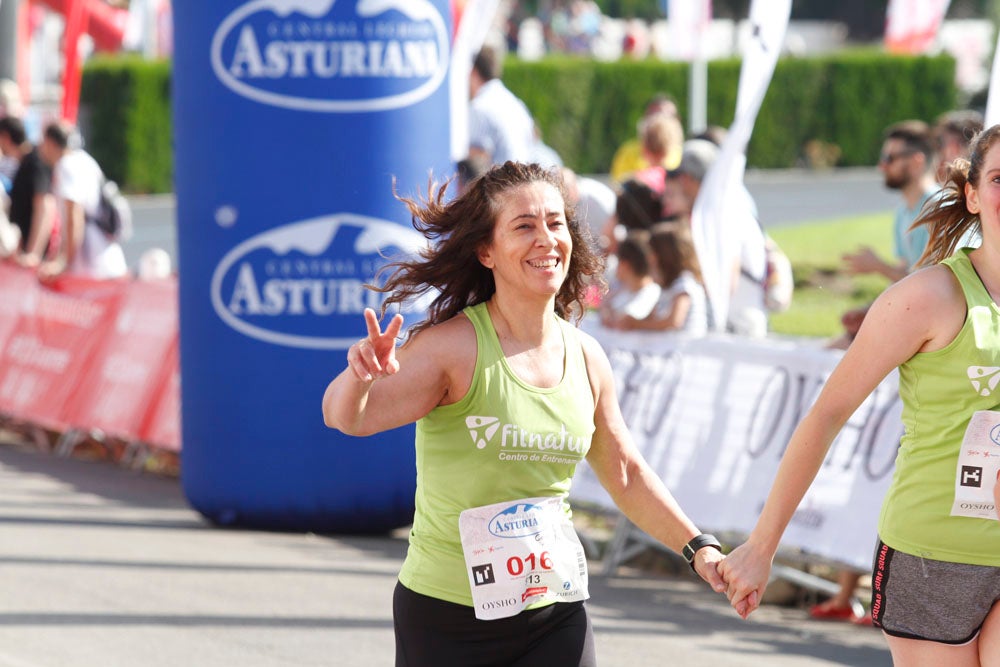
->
[321,161,730,666]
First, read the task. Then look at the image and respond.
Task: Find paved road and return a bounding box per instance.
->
[744,167,896,228]
[119,167,896,272]
[0,438,891,667]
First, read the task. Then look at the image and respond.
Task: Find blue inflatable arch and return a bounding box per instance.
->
[172,0,453,532]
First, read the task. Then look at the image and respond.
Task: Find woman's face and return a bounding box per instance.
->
[966,139,1000,238]
[477,182,572,301]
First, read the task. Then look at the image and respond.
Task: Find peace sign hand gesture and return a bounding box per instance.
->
[348,308,403,383]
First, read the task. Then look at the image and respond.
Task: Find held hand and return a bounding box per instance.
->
[347,308,403,383]
[693,547,727,594]
[717,541,772,620]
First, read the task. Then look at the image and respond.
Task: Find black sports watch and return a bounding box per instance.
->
[682,534,722,571]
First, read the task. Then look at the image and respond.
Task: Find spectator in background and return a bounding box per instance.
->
[630,112,684,197]
[616,221,708,335]
[610,94,684,184]
[565,0,601,54]
[621,18,651,59]
[932,109,983,185]
[37,121,127,280]
[692,125,728,148]
[0,79,24,119]
[530,122,563,170]
[835,120,939,347]
[0,79,25,194]
[0,116,54,267]
[933,110,984,252]
[137,247,172,280]
[561,168,616,254]
[843,120,938,284]
[599,229,660,328]
[468,45,536,166]
[456,154,491,196]
[663,139,720,223]
[666,139,769,337]
[600,177,663,255]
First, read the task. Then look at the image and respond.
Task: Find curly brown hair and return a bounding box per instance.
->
[373,161,606,339]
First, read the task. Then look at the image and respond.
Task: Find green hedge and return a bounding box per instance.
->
[75,50,955,193]
[79,55,172,194]
[505,50,957,173]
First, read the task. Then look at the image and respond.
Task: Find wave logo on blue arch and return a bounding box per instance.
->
[210,214,428,349]
[210,0,449,112]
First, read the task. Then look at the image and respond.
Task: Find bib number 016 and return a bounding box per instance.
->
[506,551,553,576]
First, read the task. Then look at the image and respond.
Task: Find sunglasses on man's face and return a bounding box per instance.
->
[879,150,916,165]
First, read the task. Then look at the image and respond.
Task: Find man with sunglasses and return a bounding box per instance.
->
[843,120,937,283]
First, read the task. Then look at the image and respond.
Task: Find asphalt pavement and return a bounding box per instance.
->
[0,435,891,667]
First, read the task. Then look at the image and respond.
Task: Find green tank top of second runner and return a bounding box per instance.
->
[877,248,1000,566]
[397,301,596,606]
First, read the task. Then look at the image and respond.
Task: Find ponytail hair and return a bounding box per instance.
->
[914,124,1000,266]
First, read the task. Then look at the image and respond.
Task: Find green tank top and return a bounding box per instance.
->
[398,302,596,606]
[877,248,1000,565]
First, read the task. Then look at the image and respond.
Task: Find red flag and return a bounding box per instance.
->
[885,0,951,54]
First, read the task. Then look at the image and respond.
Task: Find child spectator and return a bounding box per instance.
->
[618,221,708,335]
[600,176,664,254]
[600,230,661,328]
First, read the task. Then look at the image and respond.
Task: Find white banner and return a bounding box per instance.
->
[885,0,951,54]
[571,321,902,571]
[985,28,1000,127]
[691,0,790,331]
[665,0,711,62]
[449,0,502,162]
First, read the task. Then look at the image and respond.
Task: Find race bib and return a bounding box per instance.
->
[459,497,589,621]
[950,410,1000,520]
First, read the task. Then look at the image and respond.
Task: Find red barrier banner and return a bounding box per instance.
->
[62,278,179,442]
[0,274,127,430]
[0,263,39,355]
[139,337,181,452]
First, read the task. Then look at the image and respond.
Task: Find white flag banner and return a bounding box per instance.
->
[985,29,1000,127]
[449,0,501,162]
[691,0,790,331]
[123,0,147,52]
[884,0,951,54]
[665,0,711,61]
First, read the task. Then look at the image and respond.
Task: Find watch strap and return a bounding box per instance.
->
[682,533,722,570]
